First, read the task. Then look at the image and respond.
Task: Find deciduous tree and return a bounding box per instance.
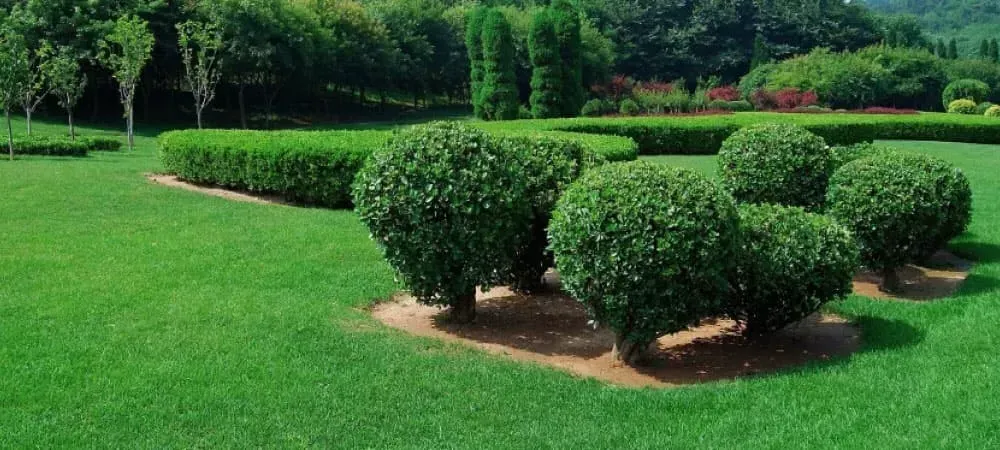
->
[177,20,224,129]
[99,15,154,151]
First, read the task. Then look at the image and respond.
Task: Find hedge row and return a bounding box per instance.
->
[482,112,1000,155]
[158,128,634,208]
[0,136,123,157]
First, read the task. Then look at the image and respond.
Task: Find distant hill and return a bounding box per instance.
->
[862,0,1000,31]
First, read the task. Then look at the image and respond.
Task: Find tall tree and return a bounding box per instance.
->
[45,46,87,140]
[466,7,488,119]
[528,8,562,119]
[19,41,52,136]
[99,15,154,151]
[947,38,958,59]
[0,27,29,160]
[936,38,947,58]
[750,33,771,69]
[551,0,583,117]
[980,39,990,60]
[991,38,999,63]
[480,8,519,121]
[177,20,225,129]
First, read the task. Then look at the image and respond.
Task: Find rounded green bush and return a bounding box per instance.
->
[718,123,831,210]
[976,101,996,115]
[619,98,640,116]
[986,105,1000,118]
[730,204,859,336]
[948,99,978,114]
[549,161,738,364]
[830,142,900,171]
[943,79,990,109]
[580,99,613,117]
[827,153,969,291]
[352,122,531,322]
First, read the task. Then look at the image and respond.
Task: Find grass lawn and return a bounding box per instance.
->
[2,118,1000,447]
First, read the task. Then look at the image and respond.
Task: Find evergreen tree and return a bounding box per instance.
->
[936,38,947,58]
[981,39,990,59]
[947,38,958,59]
[750,33,771,69]
[991,38,999,63]
[465,7,488,119]
[480,8,519,121]
[529,9,562,119]
[551,0,584,117]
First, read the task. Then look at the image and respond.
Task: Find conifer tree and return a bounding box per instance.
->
[991,39,999,63]
[465,7,488,119]
[936,38,947,58]
[551,0,583,117]
[981,39,990,60]
[947,38,958,59]
[480,8,519,121]
[529,9,562,119]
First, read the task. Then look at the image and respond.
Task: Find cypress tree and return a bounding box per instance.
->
[466,8,488,119]
[529,9,562,119]
[948,38,958,59]
[981,39,990,59]
[551,0,584,117]
[480,8,520,121]
[750,33,771,69]
[936,38,947,58]
[991,39,999,63]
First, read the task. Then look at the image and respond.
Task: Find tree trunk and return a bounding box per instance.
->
[68,109,75,141]
[880,267,902,294]
[25,109,31,136]
[611,334,647,367]
[238,84,247,129]
[196,106,203,130]
[6,108,13,161]
[448,290,477,324]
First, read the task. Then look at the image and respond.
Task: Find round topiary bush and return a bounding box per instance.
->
[976,101,996,115]
[943,79,990,109]
[501,135,602,293]
[718,123,831,210]
[619,98,640,116]
[948,99,978,115]
[986,105,1000,118]
[353,122,531,323]
[829,142,900,171]
[730,204,859,336]
[827,153,967,292]
[921,157,973,257]
[549,161,738,365]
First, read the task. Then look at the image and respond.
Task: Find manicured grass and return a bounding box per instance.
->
[2,116,1000,447]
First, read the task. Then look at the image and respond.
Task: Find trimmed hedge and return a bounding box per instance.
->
[479,112,1000,155]
[0,135,123,157]
[159,129,387,208]
[82,137,124,152]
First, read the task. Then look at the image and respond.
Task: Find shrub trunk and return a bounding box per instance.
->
[880,267,903,293]
[611,334,647,366]
[449,290,477,324]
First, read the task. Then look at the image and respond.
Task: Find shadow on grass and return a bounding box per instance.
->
[951,240,1000,265]
[851,316,925,352]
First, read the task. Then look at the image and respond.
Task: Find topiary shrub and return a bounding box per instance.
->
[829,142,900,171]
[948,99,978,114]
[827,153,970,292]
[730,204,859,336]
[986,105,1000,118]
[718,123,831,210]
[580,98,611,117]
[619,98,640,116]
[976,101,996,115]
[501,135,602,293]
[549,161,738,365]
[943,79,990,109]
[353,122,531,323]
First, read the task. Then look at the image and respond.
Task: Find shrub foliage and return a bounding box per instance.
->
[943,79,990,109]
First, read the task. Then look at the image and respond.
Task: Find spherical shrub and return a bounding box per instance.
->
[353,122,531,322]
[943,79,990,109]
[976,101,996,115]
[829,142,900,171]
[718,123,831,210]
[619,98,640,116]
[500,135,601,293]
[827,153,964,292]
[549,161,738,365]
[581,99,612,117]
[730,204,859,336]
[986,105,1000,118]
[948,99,978,115]
[920,157,973,256]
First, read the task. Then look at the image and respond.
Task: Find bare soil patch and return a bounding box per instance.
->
[852,250,972,301]
[373,274,860,388]
[146,174,292,206]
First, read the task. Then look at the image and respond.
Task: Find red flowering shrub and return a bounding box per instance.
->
[754,88,820,110]
[708,85,740,102]
[591,75,636,101]
[637,81,674,94]
[750,89,777,110]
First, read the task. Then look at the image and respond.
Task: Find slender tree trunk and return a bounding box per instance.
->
[359,86,366,106]
[25,109,31,136]
[68,109,75,141]
[238,84,247,129]
[448,290,477,324]
[6,108,13,161]
[196,106,203,130]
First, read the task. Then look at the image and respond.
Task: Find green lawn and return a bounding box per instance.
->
[3,118,1000,447]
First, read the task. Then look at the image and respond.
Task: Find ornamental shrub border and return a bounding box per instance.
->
[158,128,637,208]
[480,112,1000,155]
[2,135,123,157]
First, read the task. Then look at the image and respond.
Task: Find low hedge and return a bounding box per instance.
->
[480,112,1000,155]
[158,128,635,208]
[9,137,90,157]
[81,137,124,152]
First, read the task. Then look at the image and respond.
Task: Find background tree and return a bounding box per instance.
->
[751,33,771,69]
[99,15,154,151]
[948,38,958,59]
[466,7,487,119]
[177,21,225,129]
[991,38,999,63]
[45,46,87,140]
[19,41,52,136]
[480,8,519,121]
[980,39,989,59]
[0,27,29,160]
[528,8,562,119]
[881,15,928,49]
[551,0,583,117]
[936,38,947,58]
